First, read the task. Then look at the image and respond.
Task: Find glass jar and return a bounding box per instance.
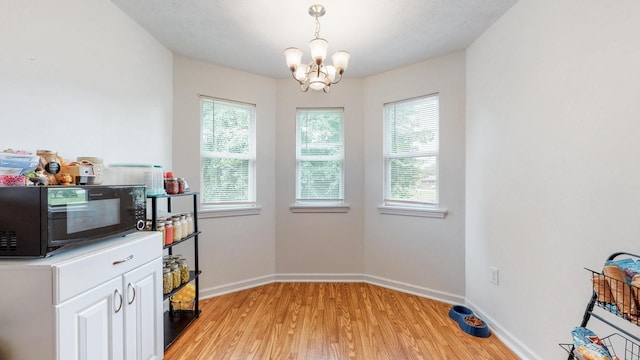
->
[173,216,182,242]
[170,264,181,290]
[180,215,188,239]
[163,267,173,295]
[179,259,190,284]
[36,150,61,176]
[164,178,178,194]
[186,213,195,235]
[156,221,165,246]
[164,220,174,246]
[177,178,186,194]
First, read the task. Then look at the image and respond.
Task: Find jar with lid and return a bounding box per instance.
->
[163,267,173,294]
[164,178,178,194]
[36,150,61,176]
[180,214,188,239]
[177,178,186,194]
[164,220,174,246]
[173,216,183,242]
[186,213,195,235]
[156,221,165,246]
[170,264,181,290]
[179,259,190,284]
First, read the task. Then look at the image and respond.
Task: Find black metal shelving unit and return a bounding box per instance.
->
[148,192,201,350]
[561,252,640,360]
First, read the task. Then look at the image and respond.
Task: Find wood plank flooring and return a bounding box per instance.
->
[164,282,519,360]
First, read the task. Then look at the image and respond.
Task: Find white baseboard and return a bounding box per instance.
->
[199,272,463,305]
[199,274,275,299]
[465,298,537,360]
[364,274,465,305]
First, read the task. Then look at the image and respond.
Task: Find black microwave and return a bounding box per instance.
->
[0,185,146,257]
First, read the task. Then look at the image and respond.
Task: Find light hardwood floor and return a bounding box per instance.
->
[164,282,519,360]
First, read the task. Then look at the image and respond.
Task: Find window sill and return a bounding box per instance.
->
[377,205,447,218]
[290,204,351,213]
[200,205,262,218]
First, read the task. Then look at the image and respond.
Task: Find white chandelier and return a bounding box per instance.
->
[284,4,350,93]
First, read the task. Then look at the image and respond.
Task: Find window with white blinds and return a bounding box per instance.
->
[200,97,256,206]
[383,94,439,206]
[296,108,344,204]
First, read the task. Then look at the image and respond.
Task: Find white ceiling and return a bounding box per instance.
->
[110,0,517,79]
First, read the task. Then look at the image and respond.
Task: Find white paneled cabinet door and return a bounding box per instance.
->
[123,257,163,360]
[57,276,124,360]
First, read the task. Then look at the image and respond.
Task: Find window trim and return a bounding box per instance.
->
[381,94,444,217]
[199,95,257,212]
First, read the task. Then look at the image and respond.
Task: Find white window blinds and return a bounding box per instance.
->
[296,108,344,203]
[383,94,439,205]
[200,97,256,205]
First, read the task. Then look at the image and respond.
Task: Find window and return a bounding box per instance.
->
[295,108,344,206]
[383,94,440,209]
[200,96,256,209]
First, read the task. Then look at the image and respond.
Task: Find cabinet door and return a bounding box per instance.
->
[57,276,124,360]
[123,258,163,360]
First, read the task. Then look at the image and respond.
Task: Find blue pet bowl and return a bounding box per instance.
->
[448,305,473,326]
[448,305,491,338]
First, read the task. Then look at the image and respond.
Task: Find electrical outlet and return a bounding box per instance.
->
[490,266,499,285]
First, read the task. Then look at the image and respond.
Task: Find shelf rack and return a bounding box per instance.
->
[148,192,201,350]
[562,252,640,360]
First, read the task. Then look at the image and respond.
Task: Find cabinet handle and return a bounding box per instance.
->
[114,289,123,313]
[112,255,134,265]
[127,283,136,305]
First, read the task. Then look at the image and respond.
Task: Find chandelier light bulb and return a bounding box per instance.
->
[309,38,328,64]
[284,48,303,71]
[331,51,350,74]
[284,4,349,93]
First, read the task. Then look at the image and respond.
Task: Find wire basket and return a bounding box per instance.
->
[560,333,640,360]
[587,267,640,326]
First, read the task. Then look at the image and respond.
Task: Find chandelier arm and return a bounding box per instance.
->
[300,82,310,92]
[290,71,302,84]
[331,72,344,85]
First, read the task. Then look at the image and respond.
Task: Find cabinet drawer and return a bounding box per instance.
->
[53,232,162,304]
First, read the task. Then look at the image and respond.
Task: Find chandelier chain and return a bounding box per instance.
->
[314,15,321,39]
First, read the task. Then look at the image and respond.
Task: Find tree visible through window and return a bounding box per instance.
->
[296,108,344,204]
[383,95,439,205]
[200,97,256,206]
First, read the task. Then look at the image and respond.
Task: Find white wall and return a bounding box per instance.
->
[466,0,640,358]
[274,79,366,276]
[172,56,277,294]
[0,0,172,166]
[363,52,467,301]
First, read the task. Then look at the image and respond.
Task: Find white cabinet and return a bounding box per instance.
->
[123,258,163,360]
[0,232,163,360]
[57,276,124,360]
